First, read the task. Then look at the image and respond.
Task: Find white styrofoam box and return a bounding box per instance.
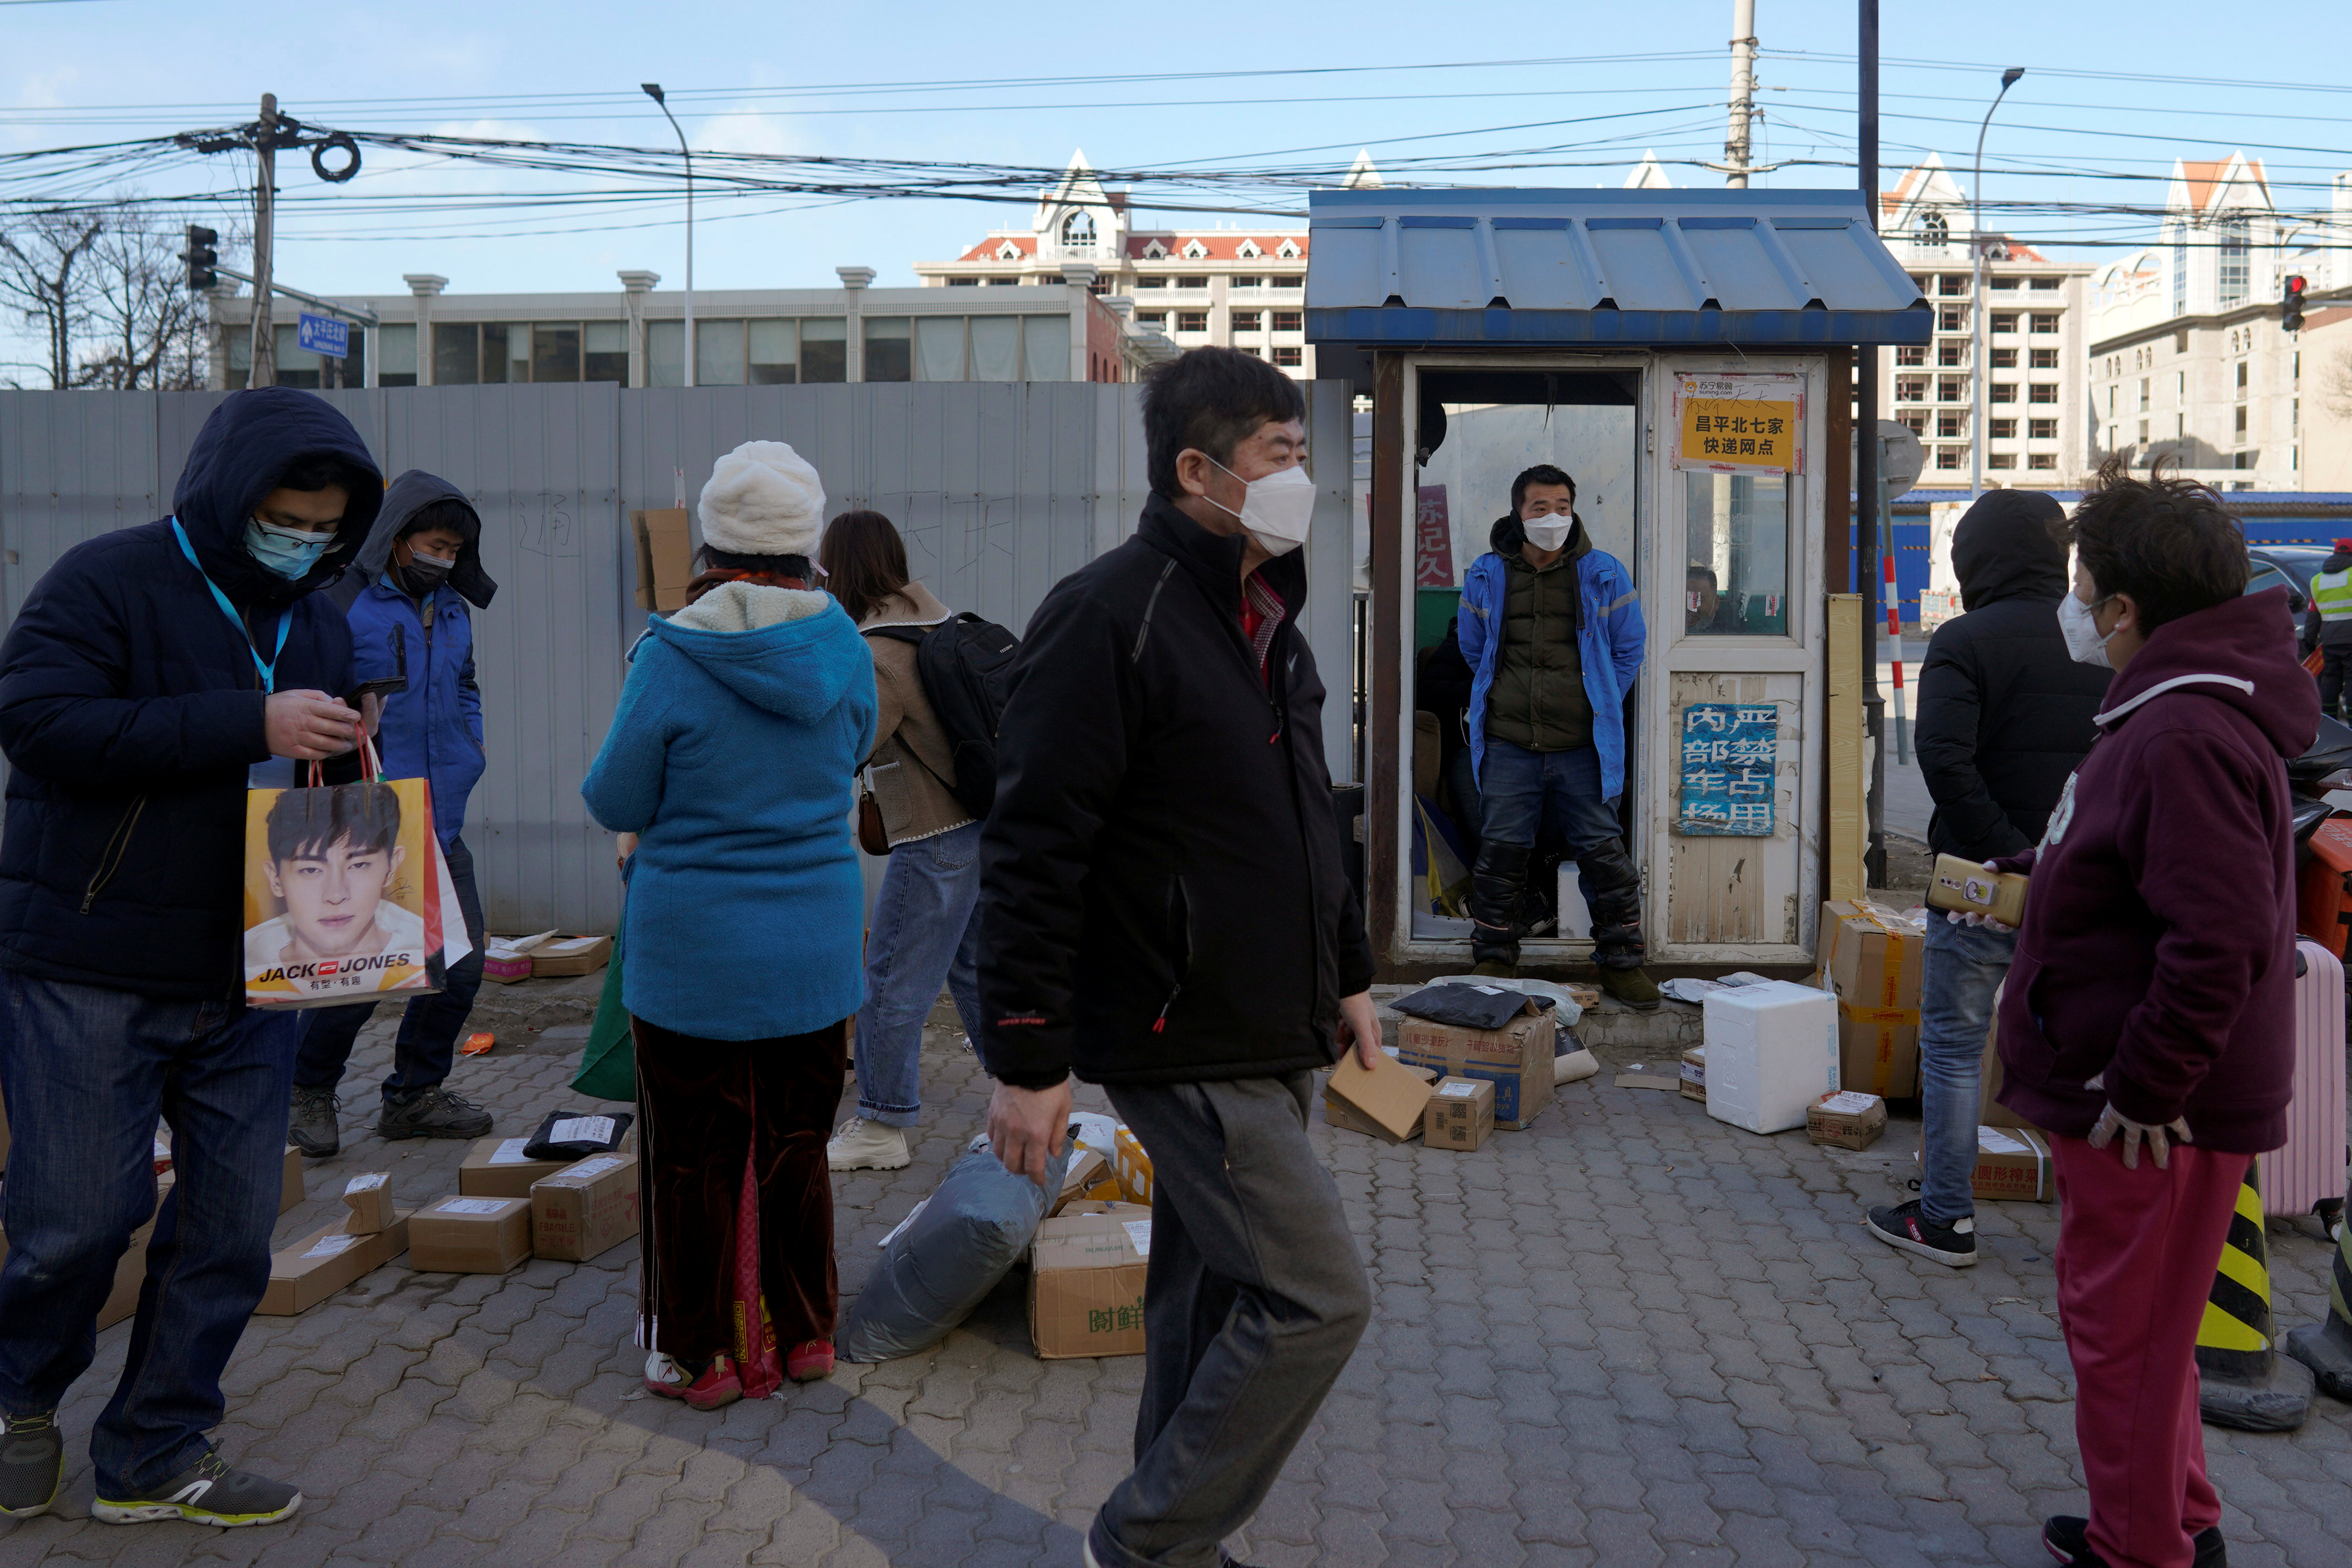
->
[1702,979,1840,1135]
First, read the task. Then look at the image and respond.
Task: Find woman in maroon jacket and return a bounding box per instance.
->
[1986,460,2315,1568]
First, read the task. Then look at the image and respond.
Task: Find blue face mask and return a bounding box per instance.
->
[244,516,337,579]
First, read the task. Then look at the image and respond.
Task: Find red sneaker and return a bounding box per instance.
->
[643,1352,743,1411]
[786,1340,834,1382]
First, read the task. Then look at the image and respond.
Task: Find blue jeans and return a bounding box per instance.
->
[1476,739,1622,855]
[1918,914,2017,1225]
[853,822,983,1128]
[0,973,299,1494]
[295,835,486,1106]
[1472,739,1644,967]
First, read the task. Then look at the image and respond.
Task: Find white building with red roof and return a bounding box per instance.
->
[913,151,1321,378]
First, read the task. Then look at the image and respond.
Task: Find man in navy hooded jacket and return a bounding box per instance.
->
[0,388,380,1528]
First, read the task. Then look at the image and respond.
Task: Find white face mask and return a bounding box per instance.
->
[1522,517,1574,552]
[1207,458,1316,558]
[2058,590,2118,668]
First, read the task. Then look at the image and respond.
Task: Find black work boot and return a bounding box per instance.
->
[377,1086,492,1141]
[1579,836,1659,1010]
[287,1086,340,1158]
[1468,841,1531,975]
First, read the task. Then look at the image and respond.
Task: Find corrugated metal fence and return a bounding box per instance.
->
[0,382,1356,933]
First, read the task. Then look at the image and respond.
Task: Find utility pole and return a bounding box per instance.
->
[1857,0,1885,886]
[1724,0,1758,188]
[249,93,279,388]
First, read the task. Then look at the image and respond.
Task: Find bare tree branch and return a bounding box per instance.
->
[71,199,213,390]
[0,211,105,388]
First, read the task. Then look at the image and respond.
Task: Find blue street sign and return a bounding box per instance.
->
[296,312,350,358]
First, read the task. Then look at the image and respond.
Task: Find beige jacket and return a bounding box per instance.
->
[860,582,975,846]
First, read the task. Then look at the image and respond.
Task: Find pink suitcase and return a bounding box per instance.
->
[2257,940,2348,1222]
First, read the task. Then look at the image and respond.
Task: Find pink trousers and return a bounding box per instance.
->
[2050,1134,2248,1568]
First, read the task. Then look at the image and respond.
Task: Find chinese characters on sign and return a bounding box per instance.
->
[1414,486,1454,587]
[1678,702,1779,837]
[1672,373,1804,476]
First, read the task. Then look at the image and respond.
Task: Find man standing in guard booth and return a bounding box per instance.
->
[2299,537,2352,719]
[1456,465,1655,1007]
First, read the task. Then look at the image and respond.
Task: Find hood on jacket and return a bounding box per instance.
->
[857,580,952,633]
[332,469,497,611]
[1489,512,1590,560]
[649,580,864,724]
[2323,551,2352,575]
[1952,490,2067,612]
[170,387,383,609]
[2091,587,2321,760]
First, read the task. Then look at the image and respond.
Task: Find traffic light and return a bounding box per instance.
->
[181,225,218,291]
[2284,273,2308,334]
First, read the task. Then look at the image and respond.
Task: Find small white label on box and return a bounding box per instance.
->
[489,1138,535,1166]
[546,938,595,953]
[437,1198,511,1216]
[1818,1091,1879,1114]
[878,1197,930,1249]
[549,1116,616,1146]
[1471,984,1504,995]
[1123,1220,1153,1258]
[1438,1081,1481,1099]
[1978,1126,2031,1156]
[344,1173,387,1194]
[560,1156,626,1183]
[303,1233,359,1260]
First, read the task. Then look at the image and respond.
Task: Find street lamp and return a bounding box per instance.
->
[1968,65,2024,501]
[642,83,694,388]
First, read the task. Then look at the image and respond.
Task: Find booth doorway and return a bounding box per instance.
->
[1403,366,1643,955]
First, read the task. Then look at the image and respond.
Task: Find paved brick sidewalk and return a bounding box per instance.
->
[6,1009,2348,1566]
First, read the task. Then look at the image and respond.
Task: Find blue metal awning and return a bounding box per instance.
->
[1306,188,1930,354]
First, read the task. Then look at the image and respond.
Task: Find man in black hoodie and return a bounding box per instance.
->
[1865,490,2108,1267]
[0,389,379,1526]
[978,348,1374,1568]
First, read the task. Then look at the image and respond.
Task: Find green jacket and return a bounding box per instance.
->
[1485,536,1594,751]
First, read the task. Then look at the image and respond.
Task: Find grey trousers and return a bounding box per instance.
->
[1092,1072,1371,1568]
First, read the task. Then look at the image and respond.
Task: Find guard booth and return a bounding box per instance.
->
[1307,188,1929,976]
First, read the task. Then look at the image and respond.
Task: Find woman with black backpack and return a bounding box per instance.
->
[823,511,990,1173]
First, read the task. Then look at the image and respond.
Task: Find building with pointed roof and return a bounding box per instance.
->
[1621,151,1673,190]
[912,150,1329,377]
[1861,155,2093,489]
[2087,153,2352,487]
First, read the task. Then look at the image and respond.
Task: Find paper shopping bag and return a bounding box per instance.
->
[243,744,448,1010]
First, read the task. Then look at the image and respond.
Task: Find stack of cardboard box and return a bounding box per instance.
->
[1814,900,1927,1098]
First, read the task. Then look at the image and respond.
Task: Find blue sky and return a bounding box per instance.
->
[2,0,2345,318]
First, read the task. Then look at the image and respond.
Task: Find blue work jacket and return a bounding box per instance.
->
[1456,537,1646,803]
[345,578,485,846]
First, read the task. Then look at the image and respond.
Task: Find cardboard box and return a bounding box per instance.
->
[1029,1202,1152,1359]
[1806,1090,1888,1150]
[1112,1125,1155,1206]
[1423,1076,1496,1151]
[282,1145,304,1214]
[1392,1007,1555,1130]
[409,1195,534,1273]
[1916,1125,2055,1202]
[1976,999,2044,1132]
[341,1172,395,1235]
[1927,854,2028,929]
[482,948,535,984]
[531,1152,639,1261]
[632,509,696,613]
[1679,1046,1708,1102]
[1322,1062,1435,1140]
[1325,1047,1440,1142]
[1050,1149,1117,1217]
[258,1210,413,1316]
[529,933,613,978]
[1815,900,1926,1098]
[459,1136,579,1199]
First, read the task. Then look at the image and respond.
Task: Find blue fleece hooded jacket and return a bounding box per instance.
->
[581,581,875,1041]
[0,388,382,999]
[1456,514,1646,803]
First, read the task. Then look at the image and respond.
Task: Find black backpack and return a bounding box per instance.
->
[870,613,1020,819]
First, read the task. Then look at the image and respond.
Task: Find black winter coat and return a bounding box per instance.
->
[977,494,1375,1088]
[1915,491,2111,861]
[0,389,383,999]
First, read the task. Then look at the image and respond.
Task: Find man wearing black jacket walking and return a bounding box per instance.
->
[1865,490,2108,1266]
[979,348,1375,1568]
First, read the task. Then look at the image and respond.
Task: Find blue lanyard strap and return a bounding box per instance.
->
[171,518,291,694]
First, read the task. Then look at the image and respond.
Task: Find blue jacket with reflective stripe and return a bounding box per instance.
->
[1456,520,1645,803]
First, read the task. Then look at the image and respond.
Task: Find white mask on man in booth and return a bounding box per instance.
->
[1521,517,1575,552]
[2057,590,2118,668]
[1207,458,1316,558]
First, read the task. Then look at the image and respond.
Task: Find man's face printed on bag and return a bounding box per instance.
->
[262,784,408,961]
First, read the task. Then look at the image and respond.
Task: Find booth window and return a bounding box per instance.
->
[1683,471,1789,637]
